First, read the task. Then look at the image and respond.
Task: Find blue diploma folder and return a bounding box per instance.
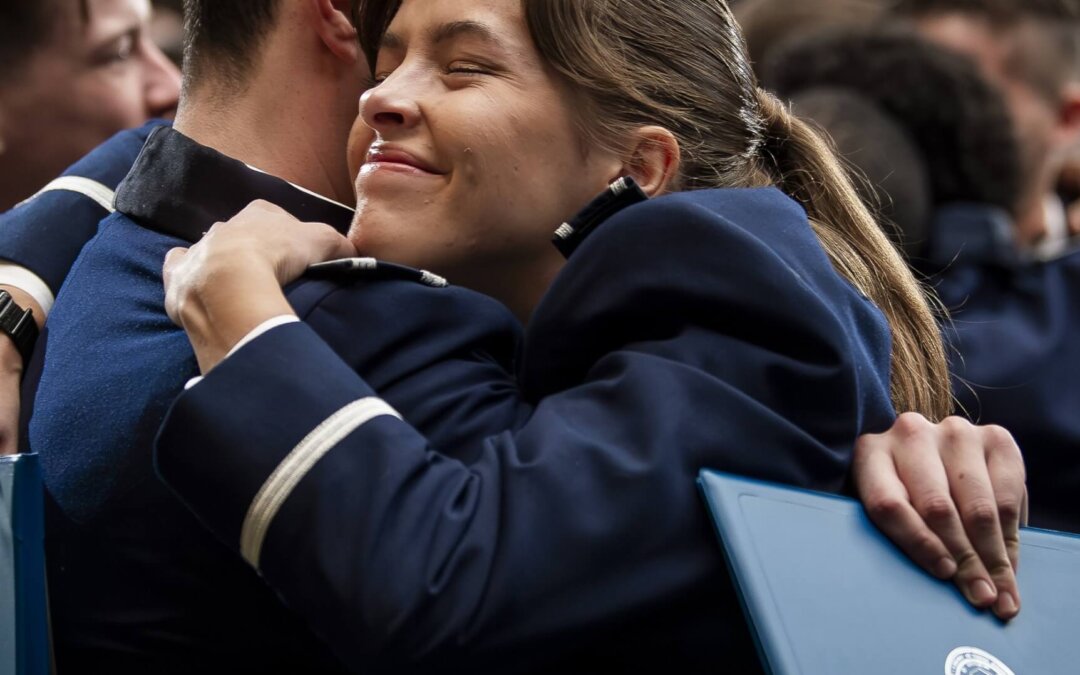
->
[1,454,48,675]
[698,470,1080,675]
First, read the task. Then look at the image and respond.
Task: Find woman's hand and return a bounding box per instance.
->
[163,200,356,374]
[854,413,1026,621]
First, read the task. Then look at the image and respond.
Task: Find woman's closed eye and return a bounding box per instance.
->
[446,61,493,76]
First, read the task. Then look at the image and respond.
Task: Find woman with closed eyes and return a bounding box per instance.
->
[154,0,1026,672]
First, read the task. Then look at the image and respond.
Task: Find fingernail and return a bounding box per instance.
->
[934,557,957,578]
[997,592,1018,617]
[970,579,997,605]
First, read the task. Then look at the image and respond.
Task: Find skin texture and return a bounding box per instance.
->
[0,0,181,210]
[162,0,1026,622]
[348,0,629,321]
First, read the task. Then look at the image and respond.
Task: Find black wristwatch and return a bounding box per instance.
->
[0,290,39,364]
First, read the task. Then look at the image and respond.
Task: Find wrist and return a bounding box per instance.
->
[0,290,39,368]
[0,334,24,377]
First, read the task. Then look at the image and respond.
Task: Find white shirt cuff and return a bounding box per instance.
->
[0,262,55,317]
[184,315,300,390]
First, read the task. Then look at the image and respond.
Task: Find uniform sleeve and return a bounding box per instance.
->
[155,193,895,672]
[0,120,168,298]
[155,321,850,672]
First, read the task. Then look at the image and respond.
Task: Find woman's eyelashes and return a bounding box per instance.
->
[446,62,494,77]
[371,54,502,86]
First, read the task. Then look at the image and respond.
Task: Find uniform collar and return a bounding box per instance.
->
[114,127,354,244]
[551,177,649,258]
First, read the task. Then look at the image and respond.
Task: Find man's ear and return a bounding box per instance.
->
[614,126,681,197]
[310,0,360,65]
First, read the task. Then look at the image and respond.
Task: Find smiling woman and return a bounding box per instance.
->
[0,0,181,210]
[351,0,949,415]
[149,0,1020,672]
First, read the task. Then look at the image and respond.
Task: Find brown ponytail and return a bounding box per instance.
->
[519,0,952,420]
[756,89,951,419]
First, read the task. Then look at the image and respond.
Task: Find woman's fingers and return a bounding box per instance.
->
[854,435,956,578]
[983,425,1026,570]
[160,201,359,374]
[162,247,190,326]
[211,201,357,285]
[855,413,1028,621]
[935,419,1019,620]
[887,419,996,608]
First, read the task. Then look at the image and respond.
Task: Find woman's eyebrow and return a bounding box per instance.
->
[380,20,507,54]
[430,20,504,47]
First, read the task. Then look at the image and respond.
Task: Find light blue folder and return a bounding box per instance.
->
[698,470,1080,675]
[1,454,48,675]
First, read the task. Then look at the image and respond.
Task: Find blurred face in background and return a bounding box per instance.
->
[0,0,181,209]
[913,13,1080,244]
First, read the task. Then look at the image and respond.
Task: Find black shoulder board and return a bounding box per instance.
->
[551,176,649,259]
[306,257,449,288]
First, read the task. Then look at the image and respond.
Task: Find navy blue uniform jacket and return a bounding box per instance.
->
[25,128,358,673]
[154,187,897,673]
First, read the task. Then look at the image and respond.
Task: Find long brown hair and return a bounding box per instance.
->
[357,0,953,420]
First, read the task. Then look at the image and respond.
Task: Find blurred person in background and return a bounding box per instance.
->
[767,28,1080,533]
[892,0,1080,259]
[150,0,184,66]
[735,0,888,77]
[764,28,1023,268]
[0,0,181,211]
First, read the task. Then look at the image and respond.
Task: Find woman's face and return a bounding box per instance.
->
[346,0,624,314]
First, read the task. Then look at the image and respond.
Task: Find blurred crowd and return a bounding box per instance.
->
[0,0,1076,672]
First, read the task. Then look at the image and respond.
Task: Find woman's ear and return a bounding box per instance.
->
[310,0,361,65]
[617,126,681,196]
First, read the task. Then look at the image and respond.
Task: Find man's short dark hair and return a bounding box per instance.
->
[0,0,87,81]
[181,0,364,92]
[181,0,284,89]
[765,28,1023,215]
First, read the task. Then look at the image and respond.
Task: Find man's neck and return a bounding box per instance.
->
[173,78,357,207]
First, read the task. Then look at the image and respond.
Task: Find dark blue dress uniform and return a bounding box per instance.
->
[926,204,1080,533]
[24,127,360,673]
[153,185,897,673]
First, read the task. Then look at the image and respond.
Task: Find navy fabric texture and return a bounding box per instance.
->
[155,188,896,674]
[0,120,169,294]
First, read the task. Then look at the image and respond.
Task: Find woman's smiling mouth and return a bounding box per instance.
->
[363,144,446,176]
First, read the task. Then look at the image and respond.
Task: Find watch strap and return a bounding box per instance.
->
[0,290,39,364]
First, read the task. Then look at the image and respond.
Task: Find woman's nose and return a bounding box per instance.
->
[359,73,422,134]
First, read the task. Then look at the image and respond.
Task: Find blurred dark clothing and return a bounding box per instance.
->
[930,204,1080,533]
